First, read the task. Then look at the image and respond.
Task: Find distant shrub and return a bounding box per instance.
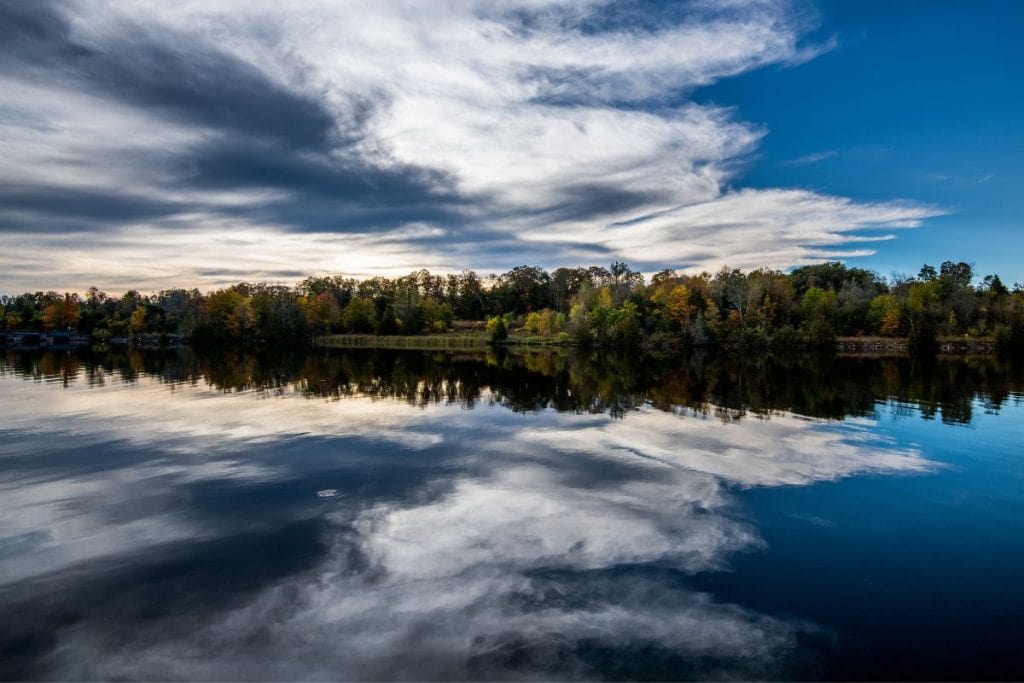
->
[486,315,508,342]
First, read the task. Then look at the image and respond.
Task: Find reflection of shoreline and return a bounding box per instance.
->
[315,332,1004,355]
[836,336,996,355]
[2,346,1022,425]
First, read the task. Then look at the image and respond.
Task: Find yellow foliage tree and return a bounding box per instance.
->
[664,284,694,328]
[130,306,146,335]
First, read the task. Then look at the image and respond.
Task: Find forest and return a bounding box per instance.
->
[3,260,1023,354]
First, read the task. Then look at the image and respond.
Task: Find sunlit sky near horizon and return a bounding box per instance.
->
[1,0,1021,294]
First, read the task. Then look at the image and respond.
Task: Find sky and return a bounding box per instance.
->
[0,0,1020,294]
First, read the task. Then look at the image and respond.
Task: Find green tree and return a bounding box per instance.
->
[905,280,942,354]
[868,294,902,336]
[801,287,837,347]
[341,297,378,333]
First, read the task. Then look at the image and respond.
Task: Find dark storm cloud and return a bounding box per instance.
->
[0,0,93,66]
[0,0,337,149]
[524,182,666,224]
[195,268,307,278]
[184,138,470,233]
[0,184,182,232]
[0,0,468,236]
[499,0,706,38]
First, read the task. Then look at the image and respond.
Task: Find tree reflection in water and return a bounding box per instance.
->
[4,346,1022,425]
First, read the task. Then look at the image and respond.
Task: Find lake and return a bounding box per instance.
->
[1,347,1023,680]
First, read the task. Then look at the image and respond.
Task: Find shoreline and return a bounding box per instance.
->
[2,331,1003,356]
[315,333,1000,356]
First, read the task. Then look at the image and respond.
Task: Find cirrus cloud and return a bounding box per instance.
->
[0,0,941,292]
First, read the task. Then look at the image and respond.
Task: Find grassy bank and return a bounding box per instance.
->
[835,336,996,355]
[317,331,581,350]
[318,332,1002,356]
[317,333,490,350]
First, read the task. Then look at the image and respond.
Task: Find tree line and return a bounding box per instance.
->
[2,260,1023,353]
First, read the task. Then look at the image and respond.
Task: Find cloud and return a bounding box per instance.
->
[0,0,941,292]
[778,150,839,166]
[921,171,995,190]
[578,188,940,272]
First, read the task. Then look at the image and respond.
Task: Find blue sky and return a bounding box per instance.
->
[699,0,1024,282]
[0,0,1019,292]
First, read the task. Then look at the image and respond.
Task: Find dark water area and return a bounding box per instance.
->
[1,347,1023,681]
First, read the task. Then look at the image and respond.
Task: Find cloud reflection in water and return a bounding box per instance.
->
[0,364,932,680]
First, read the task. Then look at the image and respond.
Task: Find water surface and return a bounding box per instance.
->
[1,348,1023,680]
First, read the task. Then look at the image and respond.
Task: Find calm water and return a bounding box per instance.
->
[1,348,1023,681]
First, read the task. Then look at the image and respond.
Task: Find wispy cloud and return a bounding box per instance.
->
[0,0,941,292]
[778,150,839,166]
[921,171,995,189]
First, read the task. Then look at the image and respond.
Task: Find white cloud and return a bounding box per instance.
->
[0,0,942,292]
[577,188,940,272]
[517,406,932,488]
[778,150,839,166]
